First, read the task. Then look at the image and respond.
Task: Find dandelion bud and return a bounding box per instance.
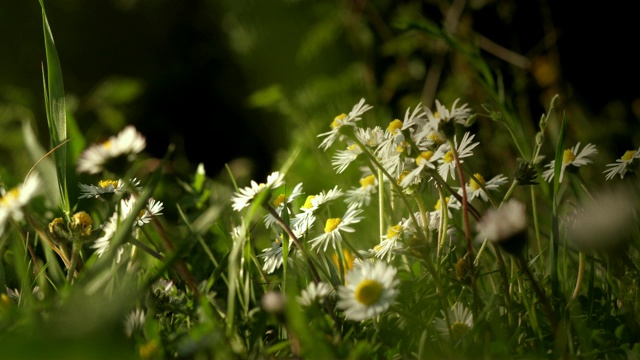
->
[69,211,94,238]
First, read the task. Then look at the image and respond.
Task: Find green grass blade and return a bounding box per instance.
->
[550,112,567,302]
[38,0,70,217]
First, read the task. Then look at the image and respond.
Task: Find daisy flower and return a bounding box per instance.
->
[434,302,474,340]
[399,150,438,188]
[77,125,146,174]
[427,196,461,228]
[263,182,304,229]
[292,185,343,233]
[297,281,334,307]
[231,171,285,211]
[92,210,120,257]
[425,99,472,138]
[376,119,409,179]
[0,174,41,231]
[309,204,364,253]
[332,142,363,174]
[476,199,527,255]
[354,125,385,148]
[91,195,163,257]
[542,142,598,183]
[258,235,293,274]
[78,178,141,199]
[318,98,373,151]
[336,260,400,321]
[436,132,479,181]
[603,147,640,180]
[344,174,378,208]
[458,173,508,203]
[121,195,164,226]
[374,223,407,262]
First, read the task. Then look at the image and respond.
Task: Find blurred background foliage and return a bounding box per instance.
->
[1,0,640,195]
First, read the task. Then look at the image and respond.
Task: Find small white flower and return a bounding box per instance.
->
[332,143,363,174]
[231,171,285,211]
[344,174,378,208]
[297,281,334,307]
[0,174,41,228]
[121,195,164,226]
[374,223,407,262]
[458,173,508,203]
[292,186,344,233]
[78,178,141,199]
[318,98,373,151]
[603,147,640,180]
[309,204,364,253]
[399,150,438,188]
[77,125,146,174]
[92,211,120,257]
[434,302,474,340]
[263,182,304,229]
[425,99,472,137]
[336,260,399,321]
[258,235,293,274]
[436,132,479,181]
[542,142,598,183]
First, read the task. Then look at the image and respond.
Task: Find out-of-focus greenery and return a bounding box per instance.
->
[2,1,640,359]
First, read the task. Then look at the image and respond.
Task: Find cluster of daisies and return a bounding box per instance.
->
[229,97,640,339]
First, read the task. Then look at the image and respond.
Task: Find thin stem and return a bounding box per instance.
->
[266,205,321,284]
[450,139,479,317]
[517,253,558,331]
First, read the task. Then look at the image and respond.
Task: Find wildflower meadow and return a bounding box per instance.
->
[1,2,640,359]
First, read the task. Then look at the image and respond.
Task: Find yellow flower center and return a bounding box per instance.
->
[469,173,485,191]
[98,179,119,189]
[427,131,444,145]
[360,175,376,189]
[622,150,636,161]
[395,142,406,153]
[330,113,347,129]
[386,224,402,238]
[443,150,454,164]
[562,149,575,165]
[434,197,450,211]
[273,194,286,207]
[102,140,112,149]
[451,322,469,339]
[415,151,434,166]
[324,217,341,233]
[70,211,94,237]
[355,279,383,305]
[0,188,20,206]
[397,171,409,185]
[139,339,159,360]
[302,195,316,210]
[347,144,361,153]
[387,119,403,134]
[433,111,440,119]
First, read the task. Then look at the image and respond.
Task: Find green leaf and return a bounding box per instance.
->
[39,0,70,217]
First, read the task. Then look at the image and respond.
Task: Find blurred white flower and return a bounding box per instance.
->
[337,260,399,321]
[77,125,146,174]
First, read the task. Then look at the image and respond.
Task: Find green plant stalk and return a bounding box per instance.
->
[378,168,385,240]
[450,139,479,317]
[38,0,70,219]
[530,186,544,267]
[550,114,567,304]
[266,205,321,284]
